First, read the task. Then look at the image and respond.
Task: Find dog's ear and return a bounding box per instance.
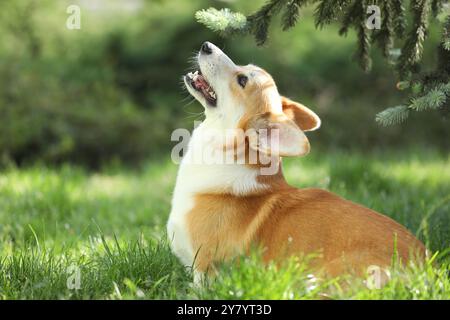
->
[246,112,310,157]
[281,96,321,132]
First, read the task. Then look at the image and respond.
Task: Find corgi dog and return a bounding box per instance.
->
[167,42,425,283]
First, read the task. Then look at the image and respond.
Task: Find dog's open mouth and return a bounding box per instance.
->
[186,70,217,106]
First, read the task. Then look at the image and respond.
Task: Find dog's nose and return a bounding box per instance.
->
[201,42,213,54]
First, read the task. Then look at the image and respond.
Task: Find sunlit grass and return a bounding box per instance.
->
[197,251,450,300]
[0,150,448,299]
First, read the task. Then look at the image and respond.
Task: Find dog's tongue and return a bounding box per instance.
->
[194,75,209,89]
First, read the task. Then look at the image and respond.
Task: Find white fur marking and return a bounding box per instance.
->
[167,121,267,269]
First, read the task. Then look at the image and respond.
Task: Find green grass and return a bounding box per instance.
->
[0,150,449,299]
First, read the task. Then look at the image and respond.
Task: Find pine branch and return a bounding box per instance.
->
[398,0,431,79]
[392,0,407,37]
[376,105,410,126]
[443,16,450,51]
[195,8,247,37]
[378,82,449,126]
[373,0,395,59]
[282,0,308,31]
[440,82,450,95]
[248,0,287,45]
[315,0,350,29]
[338,0,360,36]
[410,86,447,111]
[354,0,372,72]
[431,0,445,16]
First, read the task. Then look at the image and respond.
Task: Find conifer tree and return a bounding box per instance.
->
[195,1,450,125]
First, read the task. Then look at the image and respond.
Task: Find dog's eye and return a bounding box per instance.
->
[237,74,248,88]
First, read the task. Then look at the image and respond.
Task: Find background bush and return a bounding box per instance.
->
[0,0,448,167]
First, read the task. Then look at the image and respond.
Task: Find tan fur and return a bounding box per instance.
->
[281,96,321,131]
[187,175,425,277]
[230,67,277,117]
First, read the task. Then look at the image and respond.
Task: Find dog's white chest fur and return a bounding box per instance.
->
[166,122,265,268]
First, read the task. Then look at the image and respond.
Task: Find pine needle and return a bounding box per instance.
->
[376,105,410,126]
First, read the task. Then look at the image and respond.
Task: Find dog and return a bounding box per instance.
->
[167,42,425,284]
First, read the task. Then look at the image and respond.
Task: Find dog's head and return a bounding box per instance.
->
[184,42,320,157]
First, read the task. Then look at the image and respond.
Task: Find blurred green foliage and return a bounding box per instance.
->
[0,0,448,167]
